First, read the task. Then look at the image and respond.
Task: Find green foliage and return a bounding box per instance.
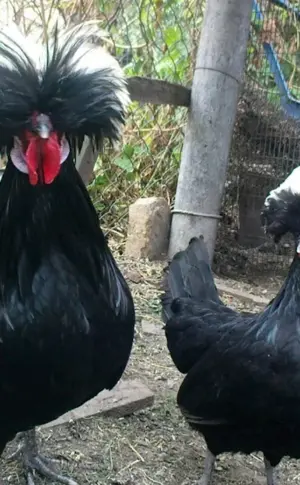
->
[87,0,300,238]
[247,1,300,104]
[88,0,204,234]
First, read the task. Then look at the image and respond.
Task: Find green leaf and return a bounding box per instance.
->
[94,175,106,185]
[123,143,135,158]
[90,174,109,187]
[114,156,134,173]
[164,26,181,47]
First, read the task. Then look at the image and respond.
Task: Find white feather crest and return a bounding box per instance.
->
[0,22,130,114]
[265,166,300,206]
[56,24,130,113]
[0,23,43,69]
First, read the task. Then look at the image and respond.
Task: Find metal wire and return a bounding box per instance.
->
[214,0,300,280]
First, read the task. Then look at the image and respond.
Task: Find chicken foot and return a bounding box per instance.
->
[264,456,277,485]
[197,451,278,485]
[197,449,215,485]
[11,428,78,485]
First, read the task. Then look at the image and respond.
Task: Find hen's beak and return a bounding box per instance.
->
[296,235,300,255]
[35,113,52,139]
[36,122,50,139]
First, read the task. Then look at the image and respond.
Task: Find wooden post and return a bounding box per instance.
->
[168,0,253,262]
[76,136,98,185]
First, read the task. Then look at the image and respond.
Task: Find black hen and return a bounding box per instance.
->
[0,25,135,485]
[161,171,300,485]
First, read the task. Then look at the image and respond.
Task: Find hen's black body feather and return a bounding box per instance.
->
[0,157,135,453]
[162,236,300,467]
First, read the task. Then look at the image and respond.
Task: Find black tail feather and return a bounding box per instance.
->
[161,236,221,323]
[161,236,227,374]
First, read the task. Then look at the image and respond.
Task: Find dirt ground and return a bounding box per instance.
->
[2,254,300,485]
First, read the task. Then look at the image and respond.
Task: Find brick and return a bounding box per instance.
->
[41,379,154,428]
[215,277,269,308]
[125,197,170,260]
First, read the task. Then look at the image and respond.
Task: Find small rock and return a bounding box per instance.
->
[166,379,178,389]
[125,197,170,261]
[141,320,163,336]
[124,269,142,283]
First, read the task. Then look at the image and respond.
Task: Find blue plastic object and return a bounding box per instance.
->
[252,0,263,20]
[252,0,300,119]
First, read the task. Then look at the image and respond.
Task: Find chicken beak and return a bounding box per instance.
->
[35,113,52,139]
[37,123,50,139]
[296,235,300,255]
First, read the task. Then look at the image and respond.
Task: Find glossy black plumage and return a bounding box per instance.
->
[0,26,134,481]
[0,156,135,456]
[162,234,300,481]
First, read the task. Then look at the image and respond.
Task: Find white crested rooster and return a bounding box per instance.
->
[0,24,135,485]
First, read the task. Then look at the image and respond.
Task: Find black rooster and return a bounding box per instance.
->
[0,25,135,485]
[161,167,300,485]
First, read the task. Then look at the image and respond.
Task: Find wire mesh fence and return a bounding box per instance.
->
[61,0,300,281]
[214,0,300,280]
[88,0,204,238]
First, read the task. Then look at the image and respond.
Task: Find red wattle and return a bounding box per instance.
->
[25,139,38,186]
[42,134,61,184]
[25,134,61,185]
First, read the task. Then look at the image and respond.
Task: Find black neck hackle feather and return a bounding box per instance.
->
[0,157,95,291]
[0,27,128,152]
[0,153,133,327]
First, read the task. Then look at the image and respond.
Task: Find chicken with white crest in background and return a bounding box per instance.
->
[0,23,135,485]
[262,166,300,252]
[265,166,300,205]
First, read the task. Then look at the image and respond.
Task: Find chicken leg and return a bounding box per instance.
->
[11,428,78,485]
[197,449,215,485]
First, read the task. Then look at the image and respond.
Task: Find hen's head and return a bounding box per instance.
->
[261,167,300,253]
[11,113,70,185]
[0,25,130,185]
